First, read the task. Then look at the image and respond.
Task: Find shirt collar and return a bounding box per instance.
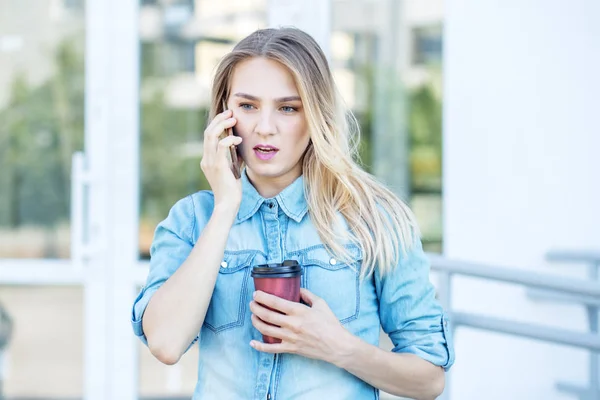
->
[236,169,308,224]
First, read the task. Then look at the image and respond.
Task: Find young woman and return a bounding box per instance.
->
[132,27,454,400]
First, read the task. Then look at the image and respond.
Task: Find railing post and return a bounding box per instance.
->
[541,252,600,400]
[588,262,600,397]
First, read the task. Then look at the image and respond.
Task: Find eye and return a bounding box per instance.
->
[280,106,297,113]
[240,103,255,110]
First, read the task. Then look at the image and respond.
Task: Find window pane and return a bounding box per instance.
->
[0,286,83,397]
[0,2,85,259]
[331,0,444,252]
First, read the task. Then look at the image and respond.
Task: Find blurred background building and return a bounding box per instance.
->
[0,0,598,399]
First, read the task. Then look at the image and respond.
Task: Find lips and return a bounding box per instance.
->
[253,144,279,161]
[253,144,279,152]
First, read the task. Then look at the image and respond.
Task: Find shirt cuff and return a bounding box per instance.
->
[391,313,455,371]
[131,286,159,347]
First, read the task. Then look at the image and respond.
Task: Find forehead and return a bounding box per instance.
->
[230,57,299,98]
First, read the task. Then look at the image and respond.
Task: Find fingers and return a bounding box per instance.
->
[203,110,237,165]
[299,288,322,307]
[201,108,243,177]
[216,135,243,166]
[205,109,232,136]
[250,300,286,327]
[251,314,283,339]
[253,291,306,315]
[250,339,285,354]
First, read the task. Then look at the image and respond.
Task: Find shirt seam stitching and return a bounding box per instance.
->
[188,195,196,240]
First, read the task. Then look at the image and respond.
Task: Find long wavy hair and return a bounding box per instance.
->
[209,27,419,278]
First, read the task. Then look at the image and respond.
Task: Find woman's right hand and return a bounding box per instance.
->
[200,109,243,212]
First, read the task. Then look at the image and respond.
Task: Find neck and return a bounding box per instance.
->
[246,166,302,198]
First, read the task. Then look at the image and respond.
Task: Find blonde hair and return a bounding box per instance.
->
[209,27,420,278]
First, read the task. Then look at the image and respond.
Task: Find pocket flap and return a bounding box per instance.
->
[300,244,363,270]
[220,251,259,273]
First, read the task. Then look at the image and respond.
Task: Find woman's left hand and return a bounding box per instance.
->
[249,288,353,364]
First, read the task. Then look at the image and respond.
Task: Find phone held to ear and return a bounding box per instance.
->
[225,126,242,179]
[221,101,242,179]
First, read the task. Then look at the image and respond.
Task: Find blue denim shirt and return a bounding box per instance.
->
[132,170,455,400]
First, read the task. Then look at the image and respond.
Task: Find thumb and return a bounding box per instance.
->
[300,288,321,307]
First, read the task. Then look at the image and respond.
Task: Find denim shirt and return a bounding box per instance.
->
[132,170,455,400]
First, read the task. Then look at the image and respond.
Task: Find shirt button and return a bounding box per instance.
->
[221,261,228,268]
[329,258,337,265]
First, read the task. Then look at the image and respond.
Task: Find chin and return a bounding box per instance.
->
[247,165,285,178]
[245,161,295,179]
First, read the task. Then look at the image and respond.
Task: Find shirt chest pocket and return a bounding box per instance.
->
[203,250,261,333]
[299,244,362,324]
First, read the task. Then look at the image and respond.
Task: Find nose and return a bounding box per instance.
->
[254,109,276,136]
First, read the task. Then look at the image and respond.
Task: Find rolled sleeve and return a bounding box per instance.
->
[131,195,196,347]
[375,239,455,371]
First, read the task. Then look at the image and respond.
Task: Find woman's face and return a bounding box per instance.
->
[227,57,310,192]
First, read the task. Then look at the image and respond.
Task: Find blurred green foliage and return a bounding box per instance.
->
[408,81,442,193]
[0,37,210,232]
[0,39,84,228]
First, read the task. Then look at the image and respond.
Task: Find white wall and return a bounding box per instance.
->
[444,1,600,399]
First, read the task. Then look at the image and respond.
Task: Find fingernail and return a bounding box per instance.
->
[253,291,257,298]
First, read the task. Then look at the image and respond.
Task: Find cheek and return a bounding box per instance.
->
[290,122,310,150]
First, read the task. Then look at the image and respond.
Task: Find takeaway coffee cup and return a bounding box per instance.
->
[251,260,303,344]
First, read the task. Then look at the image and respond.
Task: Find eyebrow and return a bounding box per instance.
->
[233,92,302,103]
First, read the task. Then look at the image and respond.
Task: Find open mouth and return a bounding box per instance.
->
[253,145,279,160]
[253,145,279,153]
[255,148,276,153]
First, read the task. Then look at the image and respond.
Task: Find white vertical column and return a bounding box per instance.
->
[444,0,600,399]
[85,0,140,399]
[267,0,332,60]
[84,0,110,398]
[105,0,140,399]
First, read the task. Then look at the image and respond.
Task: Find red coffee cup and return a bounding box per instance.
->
[251,260,303,344]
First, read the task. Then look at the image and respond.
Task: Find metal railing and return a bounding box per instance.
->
[428,252,600,400]
[527,251,600,400]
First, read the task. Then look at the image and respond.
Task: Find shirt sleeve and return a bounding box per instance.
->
[374,238,455,371]
[131,195,197,348]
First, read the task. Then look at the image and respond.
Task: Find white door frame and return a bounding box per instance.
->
[84,0,140,399]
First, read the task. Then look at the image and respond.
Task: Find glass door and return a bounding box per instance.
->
[0,1,87,398]
[1,0,140,399]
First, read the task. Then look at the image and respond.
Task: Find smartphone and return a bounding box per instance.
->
[221,101,242,179]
